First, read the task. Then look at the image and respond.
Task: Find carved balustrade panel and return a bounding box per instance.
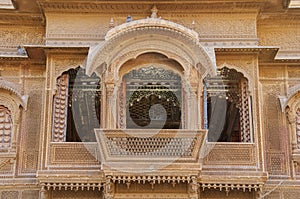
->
[95,129,207,162]
[49,142,99,166]
[203,143,256,166]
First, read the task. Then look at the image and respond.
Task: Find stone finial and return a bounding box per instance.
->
[126,15,133,23]
[191,20,195,30]
[151,5,158,18]
[109,18,115,28]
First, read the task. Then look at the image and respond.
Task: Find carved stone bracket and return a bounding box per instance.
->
[201,183,263,195]
[41,182,104,191]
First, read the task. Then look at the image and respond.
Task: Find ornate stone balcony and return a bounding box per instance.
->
[95,129,207,174]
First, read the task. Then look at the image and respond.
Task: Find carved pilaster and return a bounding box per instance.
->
[296,108,300,149]
[40,186,49,199]
[105,83,116,129]
[286,107,297,150]
[104,176,114,199]
[188,176,199,199]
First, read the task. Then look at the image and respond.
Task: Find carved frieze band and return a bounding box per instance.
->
[41,182,103,191]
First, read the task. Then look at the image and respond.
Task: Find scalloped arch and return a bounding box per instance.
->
[217,63,254,91]
[279,85,300,112]
[86,18,215,77]
[0,78,28,110]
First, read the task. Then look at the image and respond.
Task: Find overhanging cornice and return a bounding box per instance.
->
[39,1,264,13]
[214,47,300,63]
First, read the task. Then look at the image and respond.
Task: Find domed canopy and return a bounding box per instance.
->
[85,17,215,77]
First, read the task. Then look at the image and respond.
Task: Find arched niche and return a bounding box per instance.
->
[0,79,28,152]
[285,91,300,151]
[86,18,216,130]
[116,53,185,129]
[204,67,253,142]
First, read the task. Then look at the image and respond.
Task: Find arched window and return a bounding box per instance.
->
[52,67,101,142]
[122,66,182,129]
[296,108,300,148]
[0,105,12,150]
[285,92,300,151]
[204,67,252,142]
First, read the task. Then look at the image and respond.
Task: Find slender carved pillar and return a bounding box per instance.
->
[188,176,199,199]
[286,107,297,151]
[104,176,114,199]
[40,186,49,199]
[11,114,19,151]
[106,83,116,129]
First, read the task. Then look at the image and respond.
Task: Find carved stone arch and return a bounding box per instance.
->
[279,84,300,112]
[0,78,28,110]
[0,83,27,151]
[285,91,300,151]
[86,18,216,78]
[217,63,253,93]
[204,66,253,142]
[54,64,85,86]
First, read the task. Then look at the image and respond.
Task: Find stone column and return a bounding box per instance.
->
[40,186,48,199]
[286,108,297,151]
[188,176,199,199]
[104,176,114,199]
[106,83,116,129]
[11,110,20,152]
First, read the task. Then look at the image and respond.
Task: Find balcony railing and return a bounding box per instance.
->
[95,129,207,173]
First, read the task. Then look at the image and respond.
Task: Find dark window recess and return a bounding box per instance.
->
[124,67,182,129]
[66,67,101,142]
[205,67,247,142]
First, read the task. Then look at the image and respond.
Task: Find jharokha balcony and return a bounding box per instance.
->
[95,129,207,174]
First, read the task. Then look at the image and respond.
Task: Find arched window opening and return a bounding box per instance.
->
[123,67,182,129]
[296,108,300,148]
[52,67,101,142]
[0,105,12,149]
[204,67,252,142]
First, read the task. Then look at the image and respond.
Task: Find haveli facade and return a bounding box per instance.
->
[0,0,299,198]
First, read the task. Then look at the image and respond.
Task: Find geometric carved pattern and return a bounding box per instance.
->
[52,190,102,199]
[268,153,285,175]
[0,105,12,149]
[52,74,69,142]
[204,143,255,165]
[106,136,196,157]
[240,79,251,142]
[1,191,19,199]
[21,190,39,199]
[296,108,300,148]
[22,151,38,173]
[0,158,14,174]
[96,129,205,159]
[49,143,99,165]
